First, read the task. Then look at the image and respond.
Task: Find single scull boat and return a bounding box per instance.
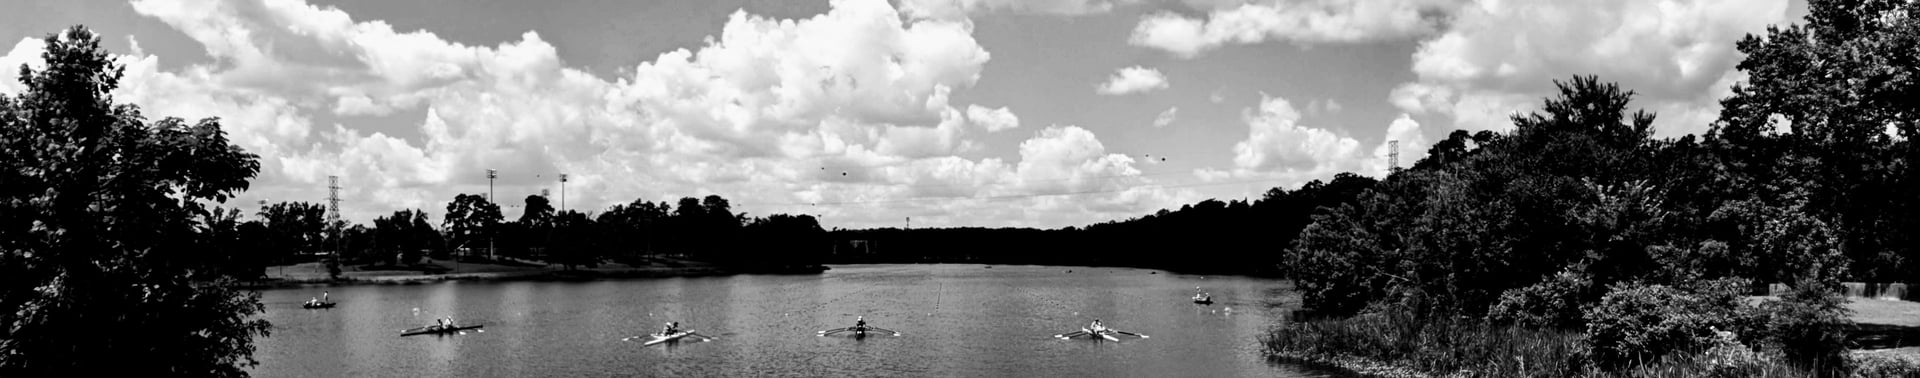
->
[400,324,484,337]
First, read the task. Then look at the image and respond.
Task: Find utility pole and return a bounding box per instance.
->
[487,169,497,260]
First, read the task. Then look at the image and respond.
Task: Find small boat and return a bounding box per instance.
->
[818,325,899,338]
[302,301,337,309]
[1053,324,1148,342]
[632,330,714,346]
[400,324,484,337]
[643,331,694,346]
[1192,293,1213,305]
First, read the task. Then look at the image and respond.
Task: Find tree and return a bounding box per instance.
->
[256,201,327,264]
[0,26,269,376]
[546,210,601,270]
[442,193,502,260]
[598,199,670,257]
[1289,76,1669,316]
[373,209,438,266]
[1712,0,1920,282]
[519,194,553,228]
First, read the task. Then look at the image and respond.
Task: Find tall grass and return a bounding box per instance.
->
[1261,309,1821,378]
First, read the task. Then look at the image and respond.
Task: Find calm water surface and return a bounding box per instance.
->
[251,264,1327,377]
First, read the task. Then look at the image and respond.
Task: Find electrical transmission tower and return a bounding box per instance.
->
[327,176,343,275]
[1388,140,1400,174]
[328,176,343,226]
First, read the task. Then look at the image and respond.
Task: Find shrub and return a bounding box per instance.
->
[1489,265,1596,329]
[1849,350,1920,378]
[1760,277,1852,372]
[1583,280,1761,367]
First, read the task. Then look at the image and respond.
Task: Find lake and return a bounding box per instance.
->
[250,264,1328,377]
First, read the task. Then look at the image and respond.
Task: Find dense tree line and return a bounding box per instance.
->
[825,174,1377,275]
[1280,1,1918,371]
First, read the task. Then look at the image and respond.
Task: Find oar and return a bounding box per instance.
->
[1100,332,1120,342]
[864,327,901,336]
[817,327,851,336]
[1053,331,1088,339]
[688,332,716,341]
[1112,330,1150,338]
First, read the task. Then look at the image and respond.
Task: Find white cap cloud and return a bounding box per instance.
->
[1096,66,1169,95]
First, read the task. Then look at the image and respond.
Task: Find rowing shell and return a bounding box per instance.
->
[627,330,714,346]
[818,326,900,337]
[400,325,484,337]
[1053,327,1149,342]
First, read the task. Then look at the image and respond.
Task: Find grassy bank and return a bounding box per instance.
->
[1261,310,1821,377]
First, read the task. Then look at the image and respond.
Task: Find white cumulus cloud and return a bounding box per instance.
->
[1391,0,1788,136]
[900,0,1119,20]
[1152,106,1178,127]
[0,0,1194,229]
[966,104,1020,132]
[1131,0,1463,58]
[1212,94,1428,184]
[1096,66,1169,95]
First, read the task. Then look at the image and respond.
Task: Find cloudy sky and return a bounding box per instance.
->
[0,0,1807,229]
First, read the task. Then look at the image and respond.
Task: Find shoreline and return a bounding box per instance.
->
[240,264,828,289]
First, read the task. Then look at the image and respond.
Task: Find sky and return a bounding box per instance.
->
[0,0,1810,229]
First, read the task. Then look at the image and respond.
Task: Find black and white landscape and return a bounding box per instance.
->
[4,0,1919,376]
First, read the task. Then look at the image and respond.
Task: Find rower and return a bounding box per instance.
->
[322,291,330,303]
[1089,319,1105,333]
[661,321,680,335]
[307,297,318,306]
[854,316,867,329]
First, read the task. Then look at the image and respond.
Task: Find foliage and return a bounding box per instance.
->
[1264,306,1593,377]
[442,193,503,258]
[1489,265,1597,329]
[1712,0,1920,282]
[518,194,553,228]
[596,198,671,257]
[1849,351,1920,378]
[1761,278,1854,373]
[1288,76,1667,317]
[373,209,438,266]
[545,210,601,270]
[256,201,328,263]
[1581,280,1763,368]
[0,26,268,376]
